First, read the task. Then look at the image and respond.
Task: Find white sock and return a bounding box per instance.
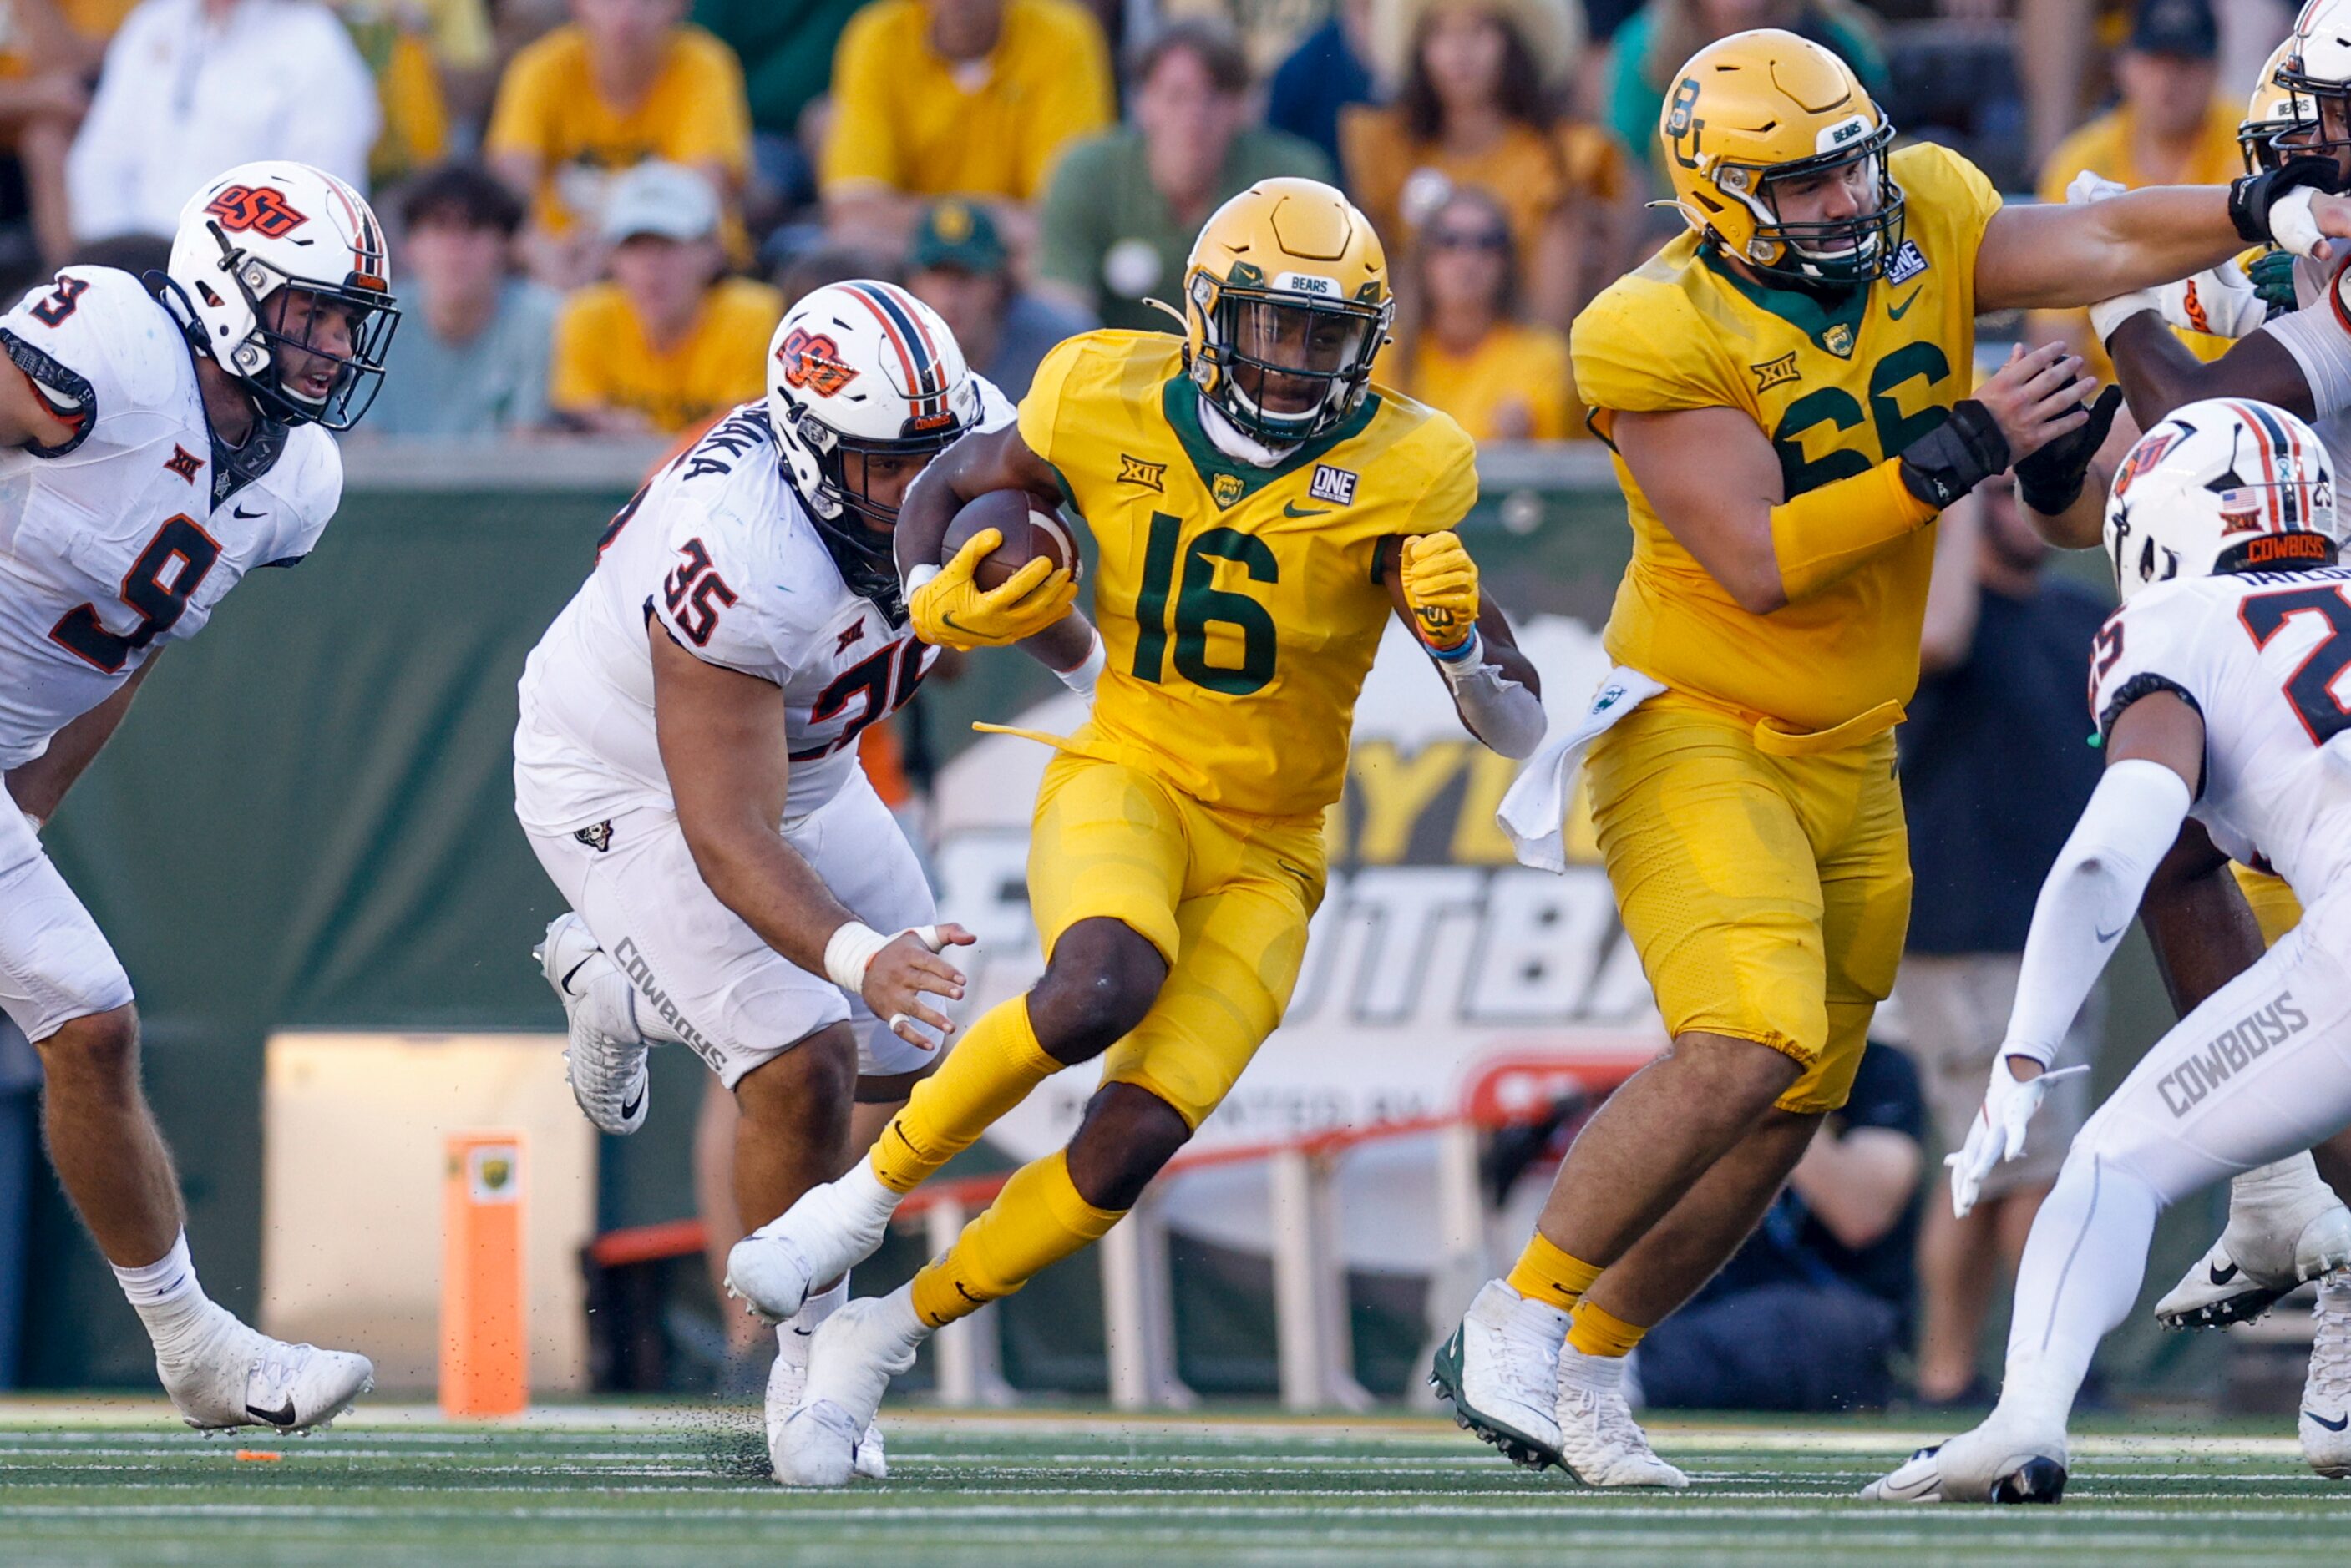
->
[111,1232,217,1356]
[1558,1343,1625,1394]
[778,1277,850,1377]
[879,1282,928,1350]
[1997,1152,2163,1430]
[1504,1292,1570,1353]
[841,1160,900,1228]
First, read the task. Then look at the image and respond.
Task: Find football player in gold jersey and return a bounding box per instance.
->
[1432,26,2351,1487]
[723,177,1549,1485]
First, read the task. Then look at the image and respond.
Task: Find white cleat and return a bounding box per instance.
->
[1427,1281,1565,1471]
[156,1308,374,1434]
[773,1292,925,1488]
[725,1166,899,1323]
[1860,1409,2069,1504]
[766,1330,887,1481]
[2302,1276,2351,1479]
[1553,1344,1687,1489]
[2156,1158,2351,1330]
[535,913,650,1136]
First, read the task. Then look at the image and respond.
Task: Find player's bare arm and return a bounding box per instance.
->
[1614,345,2092,616]
[4,655,158,825]
[1974,172,2351,312]
[1377,534,1545,758]
[2140,818,2267,1017]
[2108,311,2316,431]
[894,422,1092,665]
[649,620,972,1045]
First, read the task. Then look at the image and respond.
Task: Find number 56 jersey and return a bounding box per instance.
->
[0,266,341,769]
[2089,563,2351,900]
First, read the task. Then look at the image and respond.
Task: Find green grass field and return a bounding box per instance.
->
[0,1402,2344,1566]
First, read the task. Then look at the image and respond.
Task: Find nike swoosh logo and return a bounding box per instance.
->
[791,1326,814,1338]
[2095,921,2127,943]
[620,1085,645,1120]
[232,505,265,518]
[1282,503,1330,518]
[2210,1261,2242,1287]
[246,1398,298,1427]
[2309,1410,2349,1432]
[1886,288,1923,320]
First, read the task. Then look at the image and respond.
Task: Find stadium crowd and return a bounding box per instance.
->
[0,0,2313,1414]
[0,0,2291,448]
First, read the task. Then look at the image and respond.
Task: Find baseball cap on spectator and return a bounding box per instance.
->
[400,163,525,235]
[2126,0,2216,60]
[908,200,1008,276]
[600,161,722,245]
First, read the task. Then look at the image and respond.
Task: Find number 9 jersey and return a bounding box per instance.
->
[0,266,341,770]
[1016,329,1477,820]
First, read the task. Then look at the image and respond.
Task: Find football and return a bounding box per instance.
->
[940,488,1077,590]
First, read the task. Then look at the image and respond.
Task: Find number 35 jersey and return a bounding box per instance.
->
[1018,331,1477,820]
[1573,141,2003,735]
[0,266,340,769]
[516,392,1001,833]
[2089,564,2351,901]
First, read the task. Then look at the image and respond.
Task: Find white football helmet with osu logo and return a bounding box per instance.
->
[163,159,399,431]
[2104,397,2341,603]
[766,280,981,615]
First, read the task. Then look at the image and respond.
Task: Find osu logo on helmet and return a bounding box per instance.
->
[777,328,859,398]
[204,184,309,240]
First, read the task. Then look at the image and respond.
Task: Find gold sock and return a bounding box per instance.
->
[1507,1232,1604,1312]
[1566,1299,1647,1358]
[869,996,1061,1195]
[908,1150,1123,1328]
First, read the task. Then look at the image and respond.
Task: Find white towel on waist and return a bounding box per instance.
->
[1497,666,1667,873]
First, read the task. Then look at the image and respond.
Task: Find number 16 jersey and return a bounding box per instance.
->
[1017,330,1477,821]
[0,266,341,769]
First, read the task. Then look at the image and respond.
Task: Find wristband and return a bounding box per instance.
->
[823,922,891,994]
[1431,627,1483,670]
[2086,291,2157,346]
[2231,155,2338,248]
[903,563,940,595]
[1056,628,1106,694]
[1898,399,2009,509]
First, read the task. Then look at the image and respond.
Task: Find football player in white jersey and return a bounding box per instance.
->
[0,160,396,1432]
[2037,12,2351,1443]
[514,281,1079,1483]
[1862,399,2351,1503]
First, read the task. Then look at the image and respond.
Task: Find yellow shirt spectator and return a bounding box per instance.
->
[1382,322,1575,443]
[550,276,782,435]
[1341,108,1624,267]
[486,21,752,239]
[822,0,1112,202]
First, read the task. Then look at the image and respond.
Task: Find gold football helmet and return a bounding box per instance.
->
[1183,178,1391,443]
[1659,28,1903,287]
[2243,37,2313,171]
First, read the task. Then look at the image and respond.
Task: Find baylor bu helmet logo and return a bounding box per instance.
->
[204,185,308,240]
[776,328,859,397]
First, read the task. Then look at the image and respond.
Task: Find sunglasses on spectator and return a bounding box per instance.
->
[1430,228,1510,252]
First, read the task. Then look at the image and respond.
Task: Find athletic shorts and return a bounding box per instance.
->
[1897,952,2100,1196]
[1026,750,1326,1130]
[1584,695,1911,1116]
[521,769,937,1087]
[0,802,133,1041]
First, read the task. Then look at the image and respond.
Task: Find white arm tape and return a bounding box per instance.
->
[904,563,940,595]
[2004,758,2192,1063]
[2088,291,2160,347]
[2262,300,2351,421]
[1437,632,1548,760]
[822,921,945,994]
[1056,627,1106,695]
[2270,185,2326,259]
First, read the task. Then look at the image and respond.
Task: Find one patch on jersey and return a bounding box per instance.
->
[1118,454,1166,492]
[1309,464,1358,506]
[1212,473,1246,508]
[1751,352,1800,392]
[1885,240,1929,286]
[1822,322,1857,360]
[164,444,200,483]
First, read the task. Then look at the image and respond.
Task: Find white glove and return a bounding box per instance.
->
[1947,1054,2092,1219]
[2270,185,2328,260]
[2155,259,2267,340]
[2063,170,2127,206]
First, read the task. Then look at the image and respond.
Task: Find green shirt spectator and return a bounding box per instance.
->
[1033,22,1330,335]
[692,0,864,137]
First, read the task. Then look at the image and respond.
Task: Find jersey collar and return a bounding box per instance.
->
[1698,242,1871,359]
[1161,376,1380,511]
